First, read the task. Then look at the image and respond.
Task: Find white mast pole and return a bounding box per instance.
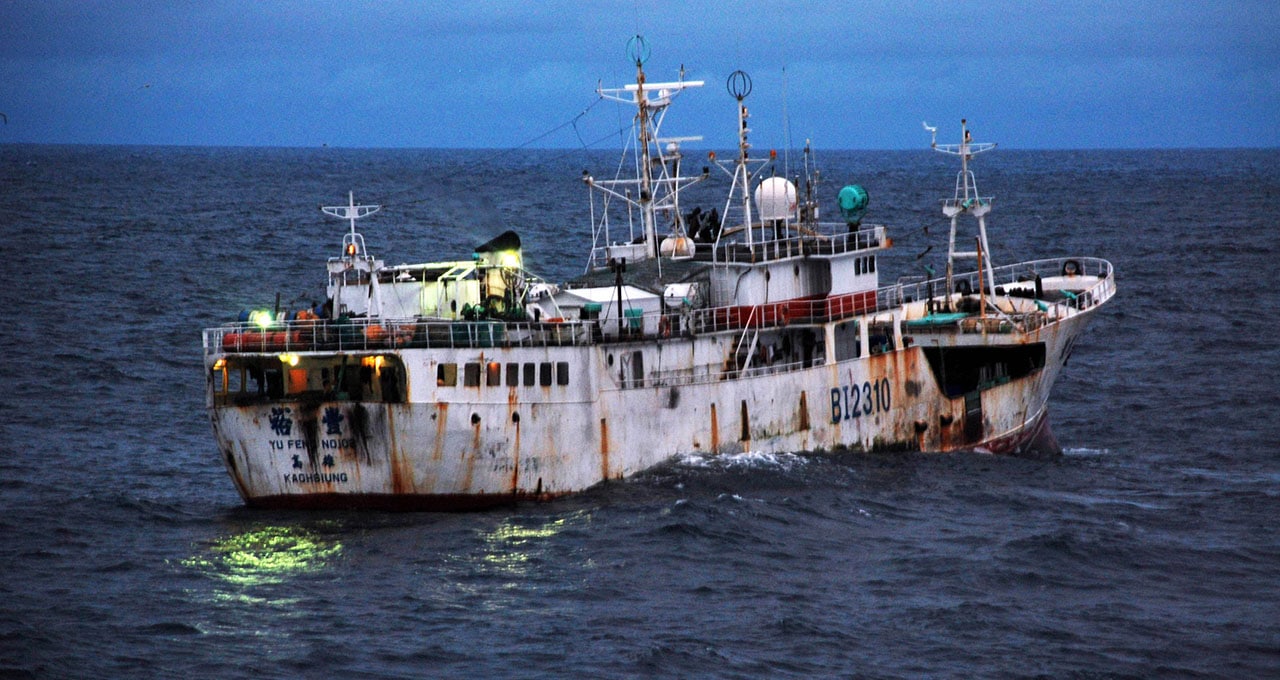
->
[728,70,754,248]
[630,38,658,260]
[930,118,996,313]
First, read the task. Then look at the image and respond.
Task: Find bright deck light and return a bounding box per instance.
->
[249,309,273,328]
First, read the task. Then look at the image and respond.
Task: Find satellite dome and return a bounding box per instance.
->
[754,177,797,222]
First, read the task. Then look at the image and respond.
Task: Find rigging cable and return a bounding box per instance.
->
[510,96,605,151]
[376,96,624,209]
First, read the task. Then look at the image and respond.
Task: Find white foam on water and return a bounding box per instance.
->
[1062,446,1112,457]
[673,449,809,472]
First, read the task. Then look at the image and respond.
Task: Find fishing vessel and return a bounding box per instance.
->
[203,41,1114,509]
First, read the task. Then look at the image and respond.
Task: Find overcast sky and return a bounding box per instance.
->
[1,1,1276,150]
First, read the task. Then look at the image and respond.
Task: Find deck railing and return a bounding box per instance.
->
[703,225,887,264]
[647,357,813,388]
[586,224,887,271]
[914,256,1116,317]
[204,256,1114,358]
[203,318,598,357]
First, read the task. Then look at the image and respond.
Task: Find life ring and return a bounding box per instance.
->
[955,279,972,296]
[1062,260,1081,277]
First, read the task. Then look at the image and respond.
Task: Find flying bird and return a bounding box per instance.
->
[923,121,937,146]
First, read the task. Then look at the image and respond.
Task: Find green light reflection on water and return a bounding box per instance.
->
[183,524,343,590]
[477,516,568,575]
[177,523,344,644]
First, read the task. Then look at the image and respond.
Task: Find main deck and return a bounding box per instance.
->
[204,257,1113,357]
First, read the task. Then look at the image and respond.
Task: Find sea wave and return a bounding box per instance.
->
[1061,446,1112,457]
[671,449,810,472]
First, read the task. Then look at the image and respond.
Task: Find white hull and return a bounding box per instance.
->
[206,264,1110,510]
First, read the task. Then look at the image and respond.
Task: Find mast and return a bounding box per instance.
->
[587,35,705,270]
[728,70,755,248]
[930,119,997,312]
[322,191,382,317]
[711,70,772,254]
[322,190,381,259]
[631,38,657,258]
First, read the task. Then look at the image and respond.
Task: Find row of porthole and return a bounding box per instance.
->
[469,410,524,426]
[438,361,571,388]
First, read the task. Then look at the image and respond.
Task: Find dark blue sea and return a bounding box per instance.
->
[1,143,1278,678]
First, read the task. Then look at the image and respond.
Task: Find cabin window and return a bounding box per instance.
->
[464,363,481,387]
[262,367,285,398]
[834,320,861,361]
[869,256,876,273]
[210,365,225,395]
[506,362,520,386]
[556,361,570,386]
[868,322,895,356]
[630,351,645,388]
[486,362,502,387]
[437,363,457,387]
[379,365,403,402]
[539,362,553,387]
[855,258,863,275]
[214,355,407,405]
[217,364,244,395]
[523,362,536,387]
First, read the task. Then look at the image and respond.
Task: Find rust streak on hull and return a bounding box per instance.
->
[599,418,609,481]
[710,403,720,452]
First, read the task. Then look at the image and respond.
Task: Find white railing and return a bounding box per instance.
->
[912,256,1115,314]
[203,318,597,357]
[205,256,1114,358]
[585,224,887,272]
[648,357,811,388]
[707,224,887,264]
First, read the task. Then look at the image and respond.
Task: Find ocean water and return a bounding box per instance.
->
[1,144,1278,678]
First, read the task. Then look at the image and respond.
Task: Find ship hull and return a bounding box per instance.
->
[207,302,1097,510]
